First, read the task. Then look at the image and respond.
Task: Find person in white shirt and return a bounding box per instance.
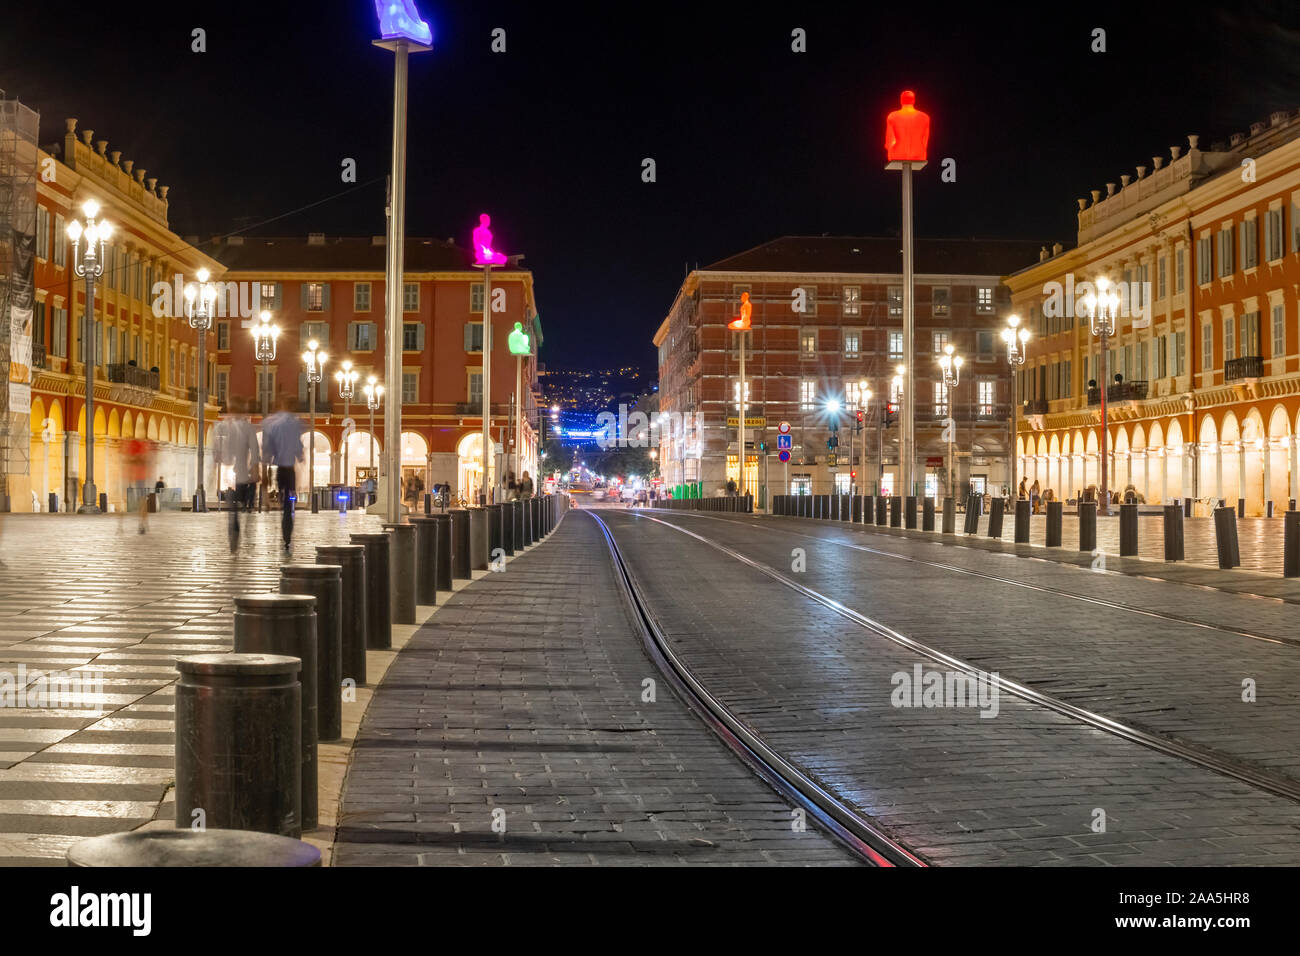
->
[213,396,261,552]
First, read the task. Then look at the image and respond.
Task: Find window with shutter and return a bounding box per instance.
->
[464,322,483,352]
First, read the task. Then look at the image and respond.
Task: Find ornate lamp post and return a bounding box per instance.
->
[302,339,327,514]
[184,269,217,512]
[1001,314,1030,501]
[728,292,753,498]
[364,375,384,505]
[938,343,963,498]
[65,198,113,514]
[1082,277,1120,514]
[253,310,279,416]
[335,361,359,493]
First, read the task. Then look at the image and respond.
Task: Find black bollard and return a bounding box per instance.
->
[383,523,417,626]
[500,502,515,556]
[1046,501,1062,547]
[468,508,489,570]
[942,496,955,534]
[862,495,874,525]
[987,497,1005,538]
[1213,506,1241,569]
[232,594,318,829]
[1163,504,1185,561]
[890,496,902,528]
[1119,502,1138,556]
[1078,501,1097,552]
[1014,499,1030,543]
[876,495,888,526]
[424,492,431,515]
[407,517,439,607]
[316,544,367,687]
[280,564,343,742]
[963,495,980,534]
[904,496,918,529]
[922,497,936,531]
[432,513,454,590]
[175,653,302,838]
[1237,498,1245,518]
[1284,511,1300,577]
[350,532,392,650]
[449,510,471,578]
[512,500,524,548]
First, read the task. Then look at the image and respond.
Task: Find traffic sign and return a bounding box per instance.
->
[778,449,791,463]
[827,453,838,468]
[778,421,791,435]
[777,434,792,450]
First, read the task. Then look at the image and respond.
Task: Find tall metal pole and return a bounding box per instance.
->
[261,356,268,416]
[1010,390,1017,502]
[81,272,98,512]
[342,395,351,489]
[309,383,316,513]
[195,318,207,513]
[738,330,745,498]
[384,40,410,523]
[515,354,523,484]
[1100,330,1110,515]
[901,162,915,498]
[480,264,493,505]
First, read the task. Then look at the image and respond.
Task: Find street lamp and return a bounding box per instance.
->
[184,268,217,513]
[336,360,359,494]
[881,365,904,495]
[728,292,753,499]
[302,339,327,514]
[253,310,279,416]
[1002,313,1030,502]
[1082,278,1120,514]
[472,212,510,505]
[938,343,964,501]
[363,375,383,505]
[66,198,112,514]
[855,379,871,496]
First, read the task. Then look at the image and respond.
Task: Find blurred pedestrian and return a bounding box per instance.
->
[519,470,534,499]
[121,438,155,533]
[213,396,259,553]
[261,394,305,555]
[1030,479,1041,514]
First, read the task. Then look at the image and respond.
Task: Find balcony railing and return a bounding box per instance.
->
[31,342,45,369]
[107,363,160,390]
[1225,356,1264,382]
[1108,380,1148,402]
[1023,398,1049,415]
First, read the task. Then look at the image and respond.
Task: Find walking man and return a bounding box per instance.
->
[213,396,260,553]
[261,394,305,556]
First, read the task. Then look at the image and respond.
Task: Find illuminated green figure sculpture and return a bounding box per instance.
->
[508,321,531,356]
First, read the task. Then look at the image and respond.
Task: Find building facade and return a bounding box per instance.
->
[653,237,1043,500]
[1006,111,1300,515]
[213,235,542,503]
[14,116,222,513]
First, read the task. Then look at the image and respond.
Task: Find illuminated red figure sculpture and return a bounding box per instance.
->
[885,90,930,164]
[728,291,752,331]
[472,213,508,266]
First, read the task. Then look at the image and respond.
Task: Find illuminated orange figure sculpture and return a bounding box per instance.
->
[885,90,930,164]
[728,291,752,331]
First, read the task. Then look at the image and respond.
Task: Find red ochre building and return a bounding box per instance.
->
[1007,110,1300,516]
[653,236,1043,500]
[11,113,540,512]
[213,235,542,503]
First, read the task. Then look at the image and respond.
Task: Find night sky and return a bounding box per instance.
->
[4,1,1299,374]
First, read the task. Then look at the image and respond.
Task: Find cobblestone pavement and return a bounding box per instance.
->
[602,509,1300,865]
[0,510,386,865]
[333,512,857,866]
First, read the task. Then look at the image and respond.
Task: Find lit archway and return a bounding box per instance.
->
[1240,408,1266,515]
[299,431,333,495]
[1220,411,1241,507]
[457,431,495,502]
[1165,419,1184,502]
[1198,415,1218,503]
[1267,404,1290,510]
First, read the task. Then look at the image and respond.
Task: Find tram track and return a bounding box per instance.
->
[586,509,926,868]
[617,508,1300,809]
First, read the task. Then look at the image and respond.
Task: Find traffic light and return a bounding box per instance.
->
[855,409,864,431]
[826,434,839,450]
[850,469,857,480]
[884,401,898,426]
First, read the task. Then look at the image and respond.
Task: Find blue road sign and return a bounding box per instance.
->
[777,434,792,450]
[778,449,791,463]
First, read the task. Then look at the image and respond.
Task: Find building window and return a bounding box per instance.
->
[800,330,816,357]
[977,330,994,360]
[844,380,868,409]
[217,321,229,350]
[216,371,228,408]
[976,287,994,314]
[1175,331,1186,376]
[306,282,324,311]
[464,322,484,353]
[471,283,484,313]
[52,307,67,357]
[1197,236,1213,284]
[931,287,950,317]
[799,379,815,411]
[977,378,995,414]
[53,214,66,267]
[1293,200,1300,253]
[1240,311,1261,357]
[888,330,903,360]
[801,286,817,314]
[1266,208,1285,262]
[1240,219,1259,270]
[1218,226,1234,277]
[469,371,483,405]
[843,330,860,358]
[402,371,418,404]
[35,206,49,260]
[261,282,277,307]
[402,322,424,351]
[403,282,419,312]
[888,286,902,316]
[933,380,949,416]
[842,286,860,316]
[932,331,949,353]
[1274,303,1286,357]
[349,322,376,351]
[354,282,371,312]
[300,320,329,349]
[1224,317,1235,362]
[257,368,274,407]
[1202,323,1213,371]
[1176,248,1185,292]
[1157,256,1166,299]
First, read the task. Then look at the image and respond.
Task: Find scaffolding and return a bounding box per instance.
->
[0,89,39,509]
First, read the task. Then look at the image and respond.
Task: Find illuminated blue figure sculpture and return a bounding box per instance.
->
[374,0,432,46]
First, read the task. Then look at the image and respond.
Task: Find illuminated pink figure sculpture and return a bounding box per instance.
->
[885,90,930,164]
[472,213,508,267]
